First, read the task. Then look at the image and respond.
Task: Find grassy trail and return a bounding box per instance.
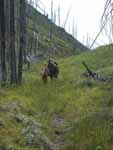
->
[0,46,113,149]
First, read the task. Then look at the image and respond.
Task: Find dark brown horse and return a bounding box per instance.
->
[48,64,59,80]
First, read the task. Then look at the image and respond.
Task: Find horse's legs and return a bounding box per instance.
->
[42,73,48,83]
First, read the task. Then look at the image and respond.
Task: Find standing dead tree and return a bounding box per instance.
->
[0,0,7,83]
[75,23,78,40]
[18,0,27,83]
[101,0,113,42]
[58,5,61,26]
[90,0,113,49]
[50,0,54,39]
[9,0,17,84]
[0,0,36,85]
[27,0,39,56]
[72,18,75,38]
[63,6,71,29]
[51,0,54,23]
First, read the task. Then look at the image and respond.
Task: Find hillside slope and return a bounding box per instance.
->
[27,5,88,56]
[0,45,113,149]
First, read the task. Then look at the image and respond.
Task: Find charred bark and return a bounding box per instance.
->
[0,0,7,83]
[9,0,17,84]
[18,0,26,83]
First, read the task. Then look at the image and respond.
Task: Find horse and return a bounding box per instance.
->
[41,64,59,83]
[41,65,49,83]
[48,64,59,80]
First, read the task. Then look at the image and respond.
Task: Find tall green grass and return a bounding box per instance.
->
[0,45,113,149]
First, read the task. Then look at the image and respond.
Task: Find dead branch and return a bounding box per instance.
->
[82,61,97,80]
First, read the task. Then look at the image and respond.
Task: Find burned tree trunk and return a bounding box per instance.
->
[9,0,17,84]
[18,0,26,83]
[50,0,53,39]
[82,61,113,82]
[82,61,97,80]
[5,0,10,68]
[0,0,7,83]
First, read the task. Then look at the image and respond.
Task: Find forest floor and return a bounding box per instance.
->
[0,45,113,150]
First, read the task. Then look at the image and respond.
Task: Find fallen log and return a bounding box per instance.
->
[82,61,97,80]
[82,61,113,82]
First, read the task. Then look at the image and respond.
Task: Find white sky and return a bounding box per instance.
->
[33,0,110,48]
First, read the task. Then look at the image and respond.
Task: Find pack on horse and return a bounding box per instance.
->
[41,59,59,83]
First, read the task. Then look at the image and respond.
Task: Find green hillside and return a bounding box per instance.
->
[27,5,88,56]
[0,45,113,149]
